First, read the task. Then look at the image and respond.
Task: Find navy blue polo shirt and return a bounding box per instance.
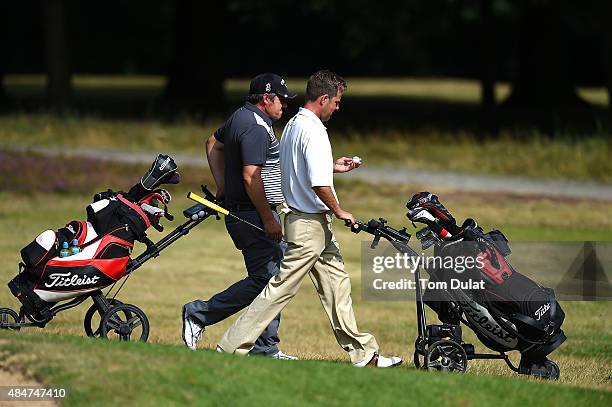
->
[214,102,283,207]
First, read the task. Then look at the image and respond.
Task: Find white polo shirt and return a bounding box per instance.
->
[280,107,338,213]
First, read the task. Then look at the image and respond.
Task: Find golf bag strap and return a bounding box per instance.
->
[117,194,151,229]
[510,313,549,336]
[547,289,557,326]
[485,300,550,345]
[114,197,150,242]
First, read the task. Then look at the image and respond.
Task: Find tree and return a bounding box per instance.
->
[0,72,8,112]
[479,0,497,135]
[503,0,586,111]
[162,0,226,116]
[42,0,72,111]
[604,1,612,128]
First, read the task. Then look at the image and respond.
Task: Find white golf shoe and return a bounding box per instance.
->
[354,353,403,368]
[182,308,204,351]
[271,350,298,360]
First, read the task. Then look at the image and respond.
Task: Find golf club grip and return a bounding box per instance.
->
[187,192,229,215]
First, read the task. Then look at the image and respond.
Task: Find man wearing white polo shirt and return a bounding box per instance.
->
[217,70,402,368]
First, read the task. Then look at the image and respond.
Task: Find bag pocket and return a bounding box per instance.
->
[20,230,58,270]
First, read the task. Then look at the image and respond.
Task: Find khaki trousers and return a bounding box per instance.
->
[217,210,379,364]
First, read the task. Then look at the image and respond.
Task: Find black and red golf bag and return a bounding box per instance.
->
[8,154,179,325]
[407,192,566,376]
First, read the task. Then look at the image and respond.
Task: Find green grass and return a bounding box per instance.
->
[0,136,611,404]
[0,331,610,407]
[2,114,612,183]
[331,132,612,183]
[0,156,611,401]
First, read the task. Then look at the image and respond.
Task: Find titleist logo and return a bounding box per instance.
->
[44,272,100,288]
[458,300,516,345]
[535,303,551,321]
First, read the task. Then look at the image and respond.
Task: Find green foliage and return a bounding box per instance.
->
[1,103,611,183]
[331,131,612,183]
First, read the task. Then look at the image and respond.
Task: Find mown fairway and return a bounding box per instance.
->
[0,152,610,406]
[0,332,610,407]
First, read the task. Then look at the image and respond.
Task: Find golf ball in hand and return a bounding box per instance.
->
[352,156,362,165]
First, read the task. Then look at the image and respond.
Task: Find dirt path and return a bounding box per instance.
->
[9,146,612,201]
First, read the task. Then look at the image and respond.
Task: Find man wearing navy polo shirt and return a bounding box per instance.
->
[217,70,402,368]
[182,73,297,360]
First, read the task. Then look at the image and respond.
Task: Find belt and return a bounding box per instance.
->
[226,203,278,212]
[288,207,331,215]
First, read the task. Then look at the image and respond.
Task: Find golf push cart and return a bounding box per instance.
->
[0,154,218,342]
[346,192,565,380]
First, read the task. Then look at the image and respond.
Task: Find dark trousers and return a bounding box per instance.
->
[184,211,284,356]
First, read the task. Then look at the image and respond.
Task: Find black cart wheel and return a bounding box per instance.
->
[83,299,124,338]
[425,340,468,373]
[544,360,560,380]
[534,360,560,380]
[100,304,149,342]
[520,358,561,380]
[0,308,21,331]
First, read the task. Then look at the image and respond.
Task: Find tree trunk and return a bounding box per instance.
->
[0,70,9,112]
[42,0,71,111]
[479,0,497,137]
[604,1,612,130]
[162,0,226,116]
[503,0,585,110]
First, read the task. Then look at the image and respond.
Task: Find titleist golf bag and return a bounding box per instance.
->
[406,192,566,378]
[6,154,179,327]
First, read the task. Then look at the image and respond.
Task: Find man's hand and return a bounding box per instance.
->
[333,208,355,225]
[264,218,283,242]
[333,156,361,173]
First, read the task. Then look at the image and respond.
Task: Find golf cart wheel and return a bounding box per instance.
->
[83,299,124,338]
[531,360,560,380]
[0,308,21,331]
[425,340,468,373]
[100,303,149,342]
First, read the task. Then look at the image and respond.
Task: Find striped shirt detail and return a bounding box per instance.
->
[253,113,284,205]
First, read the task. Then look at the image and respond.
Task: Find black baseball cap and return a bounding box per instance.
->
[249,73,297,99]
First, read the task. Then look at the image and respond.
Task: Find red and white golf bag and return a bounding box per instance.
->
[8,192,156,322]
[8,154,179,324]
